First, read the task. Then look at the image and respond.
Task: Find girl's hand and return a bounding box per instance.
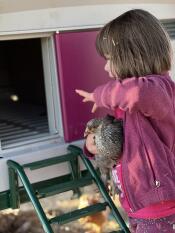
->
[75,89,97,113]
[85,133,98,155]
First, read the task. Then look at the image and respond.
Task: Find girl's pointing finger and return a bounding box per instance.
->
[75,89,88,97]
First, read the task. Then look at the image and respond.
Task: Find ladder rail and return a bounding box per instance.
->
[68,145,130,233]
[7,160,54,233]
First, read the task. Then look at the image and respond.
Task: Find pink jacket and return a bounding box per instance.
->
[93,74,175,212]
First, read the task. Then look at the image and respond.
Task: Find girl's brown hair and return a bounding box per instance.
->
[96,9,172,79]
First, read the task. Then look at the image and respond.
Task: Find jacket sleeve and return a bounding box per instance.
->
[93,76,172,119]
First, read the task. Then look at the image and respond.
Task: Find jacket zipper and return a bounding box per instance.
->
[136,113,156,182]
[120,160,134,212]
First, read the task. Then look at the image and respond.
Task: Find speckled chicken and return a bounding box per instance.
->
[84,115,124,193]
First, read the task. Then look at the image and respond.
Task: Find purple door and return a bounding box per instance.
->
[55,30,111,142]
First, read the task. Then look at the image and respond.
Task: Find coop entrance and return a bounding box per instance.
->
[0,37,60,149]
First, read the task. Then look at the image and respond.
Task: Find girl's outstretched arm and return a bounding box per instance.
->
[93,76,172,119]
[76,75,173,119]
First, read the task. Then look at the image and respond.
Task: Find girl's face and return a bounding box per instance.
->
[104,57,118,79]
[104,59,114,78]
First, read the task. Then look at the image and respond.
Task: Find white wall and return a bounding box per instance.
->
[0,4,174,36]
[0,0,175,14]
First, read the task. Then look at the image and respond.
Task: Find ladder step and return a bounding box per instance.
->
[35,175,93,198]
[49,202,108,225]
[22,153,78,170]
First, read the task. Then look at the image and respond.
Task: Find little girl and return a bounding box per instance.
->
[76,9,175,233]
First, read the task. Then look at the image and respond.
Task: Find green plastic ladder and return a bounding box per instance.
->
[7,144,130,233]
